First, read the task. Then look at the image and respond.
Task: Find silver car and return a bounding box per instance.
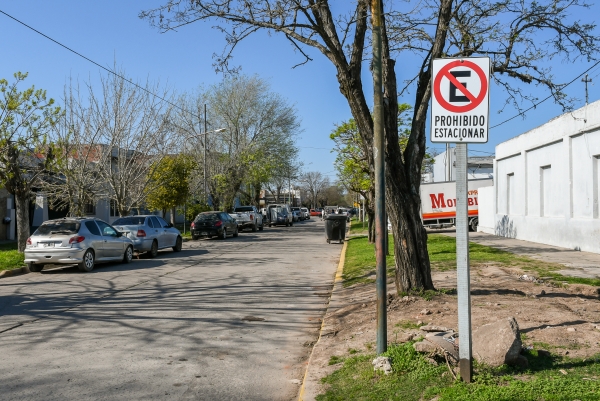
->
[112,215,182,257]
[24,217,134,273]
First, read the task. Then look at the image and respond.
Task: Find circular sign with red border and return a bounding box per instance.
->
[433,60,488,113]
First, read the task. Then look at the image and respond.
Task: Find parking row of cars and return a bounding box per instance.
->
[24,215,183,273]
[23,205,316,273]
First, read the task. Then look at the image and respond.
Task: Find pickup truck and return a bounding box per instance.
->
[229,206,264,232]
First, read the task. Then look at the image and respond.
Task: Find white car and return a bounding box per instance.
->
[301,207,310,220]
[112,215,183,257]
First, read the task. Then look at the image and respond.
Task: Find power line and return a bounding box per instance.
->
[0,9,201,120]
[490,59,600,129]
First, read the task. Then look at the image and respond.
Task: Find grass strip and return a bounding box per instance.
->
[428,234,600,287]
[343,234,600,288]
[0,242,24,271]
[349,218,368,235]
[317,342,600,401]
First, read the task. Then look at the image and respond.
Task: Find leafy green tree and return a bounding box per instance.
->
[145,154,197,223]
[0,72,62,252]
[172,75,300,211]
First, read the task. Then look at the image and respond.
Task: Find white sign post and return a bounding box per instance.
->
[430,57,490,383]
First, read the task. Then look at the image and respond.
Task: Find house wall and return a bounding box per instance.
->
[487,100,600,252]
[477,186,495,234]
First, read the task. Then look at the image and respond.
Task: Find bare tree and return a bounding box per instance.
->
[85,70,176,216]
[299,171,328,209]
[142,0,599,292]
[41,82,105,217]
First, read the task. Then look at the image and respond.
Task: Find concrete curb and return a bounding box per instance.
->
[0,266,29,279]
[298,240,347,401]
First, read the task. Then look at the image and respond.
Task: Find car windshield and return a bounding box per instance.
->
[292,207,300,211]
[34,221,80,236]
[113,217,146,225]
[234,207,254,212]
[195,213,220,222]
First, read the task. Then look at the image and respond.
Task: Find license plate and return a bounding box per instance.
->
[40,242,56,248]
[202,232,208,236]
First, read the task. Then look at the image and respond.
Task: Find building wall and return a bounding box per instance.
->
[487,100,600,252]
[477,186,495,234]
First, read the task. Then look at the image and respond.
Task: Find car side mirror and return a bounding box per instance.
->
[167,223,173,228]
[116,231,123,238]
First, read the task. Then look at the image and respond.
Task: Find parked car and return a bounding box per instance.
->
[291,207,302,222]
[301,207,310,220]
[309,209,322,217]
[112,215,183,257]
[191,211,239,240]
[229,205,264,232]
[268,204,293,227]
[24,217,134,273]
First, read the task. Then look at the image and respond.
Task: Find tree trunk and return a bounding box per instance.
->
[377,0,452,293]
[170,207,176,225]
[367,209,375,243]
[15,192,30,253]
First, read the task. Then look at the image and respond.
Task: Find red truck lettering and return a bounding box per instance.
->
[430,193,446,208]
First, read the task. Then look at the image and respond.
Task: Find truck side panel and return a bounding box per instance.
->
[420,178,493,227]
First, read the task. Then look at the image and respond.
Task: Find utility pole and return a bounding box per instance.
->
[371,0,387,355]
[204,104,208,208]
[582,74,592,104]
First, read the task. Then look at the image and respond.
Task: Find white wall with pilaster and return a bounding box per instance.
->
[489,100,600,253]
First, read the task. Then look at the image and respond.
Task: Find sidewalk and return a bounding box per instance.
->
[441,229,600,279]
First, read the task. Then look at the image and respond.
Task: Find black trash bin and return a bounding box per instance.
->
[324,214,347,244]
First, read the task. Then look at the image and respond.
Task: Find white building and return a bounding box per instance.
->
[432,147,494,182]
[478,100,600,253]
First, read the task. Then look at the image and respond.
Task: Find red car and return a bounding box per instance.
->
[310,209,322,216]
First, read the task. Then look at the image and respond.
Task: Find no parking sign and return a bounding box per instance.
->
[431,57,490,143]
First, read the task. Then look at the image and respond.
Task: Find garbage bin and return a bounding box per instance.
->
[324,214,347,244]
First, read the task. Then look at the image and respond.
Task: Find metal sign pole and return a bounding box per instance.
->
[455,142,472,382]
[371,0,387,355]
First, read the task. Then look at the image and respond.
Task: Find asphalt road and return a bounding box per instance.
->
[0,218,342,401]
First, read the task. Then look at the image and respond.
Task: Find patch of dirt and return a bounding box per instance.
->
[306,263,600,395]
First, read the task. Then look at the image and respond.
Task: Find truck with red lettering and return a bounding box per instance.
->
[420,178,493,231]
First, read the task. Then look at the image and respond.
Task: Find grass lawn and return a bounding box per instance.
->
[173,223,192,240]
[342,234,600,288]
[0,242,24,271]
[319,233,600,400]
[428,234,600,287]
[317,342,600,401]
[349,218,369,235]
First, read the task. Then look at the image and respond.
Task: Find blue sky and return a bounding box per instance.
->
[1,1,599,179]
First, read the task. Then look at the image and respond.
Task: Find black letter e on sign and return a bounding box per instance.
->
[449,71,471,102]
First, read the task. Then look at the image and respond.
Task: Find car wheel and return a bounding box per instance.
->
[27,263,43,272]
[173,236,183,252]
[290,221,294,227]
[78,249,95,272]
[220,229,227,240]
[258,224,264,231]
[233,227,239,237]
[285,221,289,227]
[123,246,133,264]
[192,235,199,240]
[148,240,158,258]
[251,223,257,232]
